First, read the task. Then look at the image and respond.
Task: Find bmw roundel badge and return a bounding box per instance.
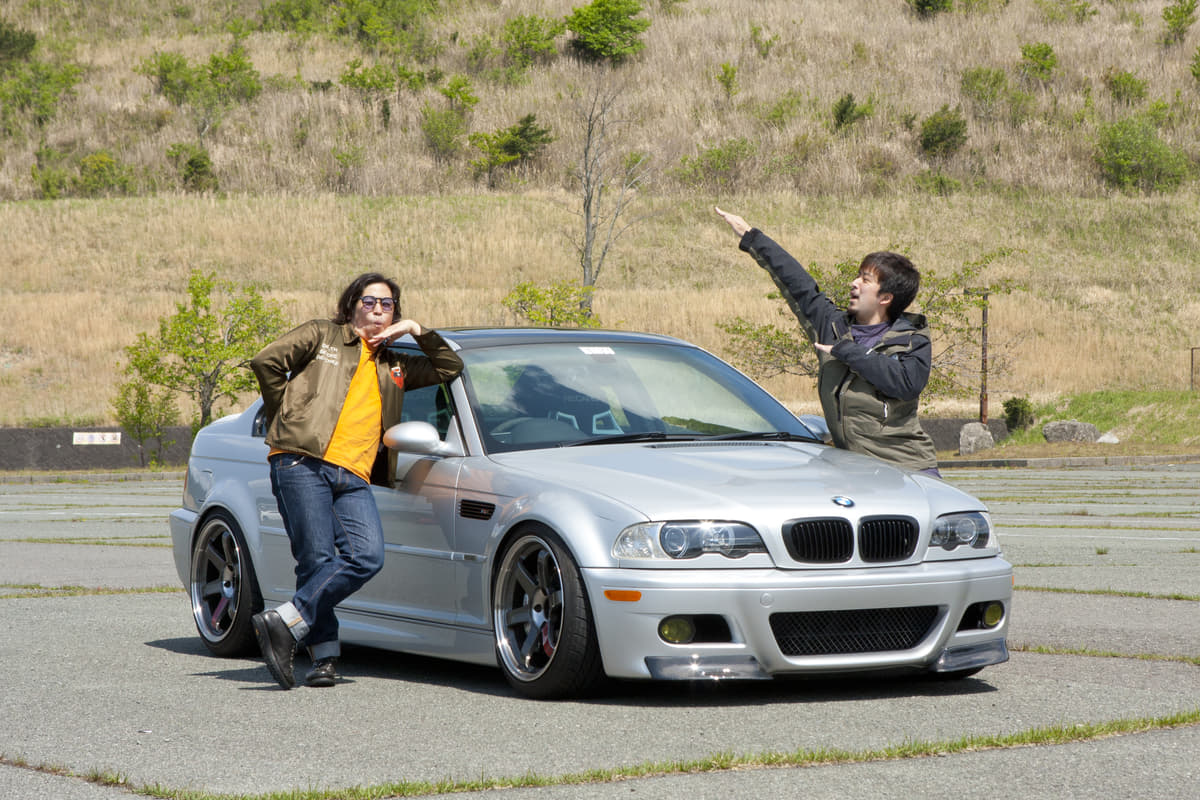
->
[831,496,855,508]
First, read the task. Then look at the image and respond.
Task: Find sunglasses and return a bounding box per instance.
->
[359,295,396,312]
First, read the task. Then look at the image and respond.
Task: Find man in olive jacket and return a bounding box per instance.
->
[717,207,940,475]
[248,272,463,690]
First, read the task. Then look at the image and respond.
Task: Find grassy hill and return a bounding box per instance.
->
[1,0,1198,429]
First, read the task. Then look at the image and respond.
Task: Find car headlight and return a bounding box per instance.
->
[613,521,767,560]
[930,511,991,550]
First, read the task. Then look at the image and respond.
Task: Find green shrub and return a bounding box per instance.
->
[1095,116,1190,193]
[913,169,962,195]
[205,45,262,104]
[439,74,478,111]
[503,281,600,327]
[749,23,778,59]
[918,104,967,158]
[759,89,805,128]
[1003,396,1035,431]
[1192,45,1200,84]
[469,113,554,186]
[960,66,1008,120]
[420,105,467,163]
[260,0,325,32]
[137,51,198,106]
[1162,0,1198,46]
[331,0,439,52]
[340,58,396,92]
[565,0,651,64]
[0,58,81,133]
[30,145,72,198]
[1102,67,1147,106]
[831,92,871,131]
[906,0,953,17]
[1019,42,1058,83]
[501,14,564,69]
[672,137,756,190]
[717,62,738,101]
[0,18,37,66]
[167,142,218,192]
[75,151,135,196]
[1034,0,1096,24]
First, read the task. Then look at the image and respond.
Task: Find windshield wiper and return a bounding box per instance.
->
[564,432,701,447]
[704,430,815,442]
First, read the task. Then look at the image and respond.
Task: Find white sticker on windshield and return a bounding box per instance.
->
[579,346,615,355]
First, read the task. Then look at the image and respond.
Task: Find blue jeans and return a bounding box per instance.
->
[269,454,384,659]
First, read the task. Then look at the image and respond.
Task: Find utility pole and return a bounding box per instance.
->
[967,289,990,424]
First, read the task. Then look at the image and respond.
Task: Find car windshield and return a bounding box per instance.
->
[459,341,817,453]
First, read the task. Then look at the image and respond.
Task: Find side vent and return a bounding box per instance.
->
[459,499,496,521]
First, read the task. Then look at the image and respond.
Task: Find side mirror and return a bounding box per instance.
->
[383,421,463,458]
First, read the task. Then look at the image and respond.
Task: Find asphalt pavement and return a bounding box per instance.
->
[0,465,1197,799]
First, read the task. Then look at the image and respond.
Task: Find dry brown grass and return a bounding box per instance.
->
[2,1,1199,425]
[3,187,1199,425]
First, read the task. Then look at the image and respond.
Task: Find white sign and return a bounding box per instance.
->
[73,432,122,445]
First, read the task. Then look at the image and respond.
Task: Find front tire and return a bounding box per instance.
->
[189,511,262,657]
[492,527,605,699]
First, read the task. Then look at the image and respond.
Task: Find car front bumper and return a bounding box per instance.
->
[584,557,1012,681]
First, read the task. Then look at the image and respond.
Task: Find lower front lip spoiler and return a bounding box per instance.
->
[931,639,1010,673]
[644,655,770,681]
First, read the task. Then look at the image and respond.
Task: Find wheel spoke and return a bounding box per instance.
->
[505,603,533,629]
[201,578,224,599]
[518,625,541,667]
[204,540,227,573]
[513,559,537,596]
[536,549,556,592]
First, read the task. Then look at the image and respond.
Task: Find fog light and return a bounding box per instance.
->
[658,615,696,644]
[982,601,1004,628]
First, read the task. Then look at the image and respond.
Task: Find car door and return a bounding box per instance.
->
[349,382,462,632]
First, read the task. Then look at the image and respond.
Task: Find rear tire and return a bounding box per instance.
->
[189,511,262,657]
[492,527,605,699]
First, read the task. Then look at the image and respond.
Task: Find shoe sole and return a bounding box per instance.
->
[252,615,296,690]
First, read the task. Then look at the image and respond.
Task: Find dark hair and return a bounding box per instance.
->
[860,251,919,320]
[332,272,401,325]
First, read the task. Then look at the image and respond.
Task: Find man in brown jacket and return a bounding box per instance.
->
[249,272,462,689]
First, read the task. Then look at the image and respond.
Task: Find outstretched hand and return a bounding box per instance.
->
[715,206,751,237]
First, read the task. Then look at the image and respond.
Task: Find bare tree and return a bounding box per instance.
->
[568,74,652,314]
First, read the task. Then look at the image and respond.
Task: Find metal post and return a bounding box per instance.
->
[979,289,988,424]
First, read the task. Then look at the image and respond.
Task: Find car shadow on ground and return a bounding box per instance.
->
[147,637,999,704]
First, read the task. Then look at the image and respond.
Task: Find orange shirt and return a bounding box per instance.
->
[322,342,383,482]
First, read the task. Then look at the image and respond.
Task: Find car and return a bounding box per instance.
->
[170,327,1011,698]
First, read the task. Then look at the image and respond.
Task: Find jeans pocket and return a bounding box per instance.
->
[271,453,308,471]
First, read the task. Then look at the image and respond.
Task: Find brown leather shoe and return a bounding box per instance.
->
[251,610,297,689]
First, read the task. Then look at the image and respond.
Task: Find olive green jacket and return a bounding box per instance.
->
[250,320,463,485]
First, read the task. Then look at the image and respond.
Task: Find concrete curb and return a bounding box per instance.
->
[0,470,186,485]
[940,452,1200,469]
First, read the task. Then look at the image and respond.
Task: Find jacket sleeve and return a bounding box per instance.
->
[830,334,932,401]
[249,320,322,424]
[739,228,844,345]
[395,329,464,391]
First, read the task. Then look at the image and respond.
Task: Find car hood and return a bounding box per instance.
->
[489,441,975,520]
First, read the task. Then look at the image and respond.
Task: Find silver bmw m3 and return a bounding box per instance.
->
[170,328,1011,698]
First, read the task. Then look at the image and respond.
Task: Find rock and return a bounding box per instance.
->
[958,422,995,455]
[1097,432,1120,444]
[1042,420,1099,443]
